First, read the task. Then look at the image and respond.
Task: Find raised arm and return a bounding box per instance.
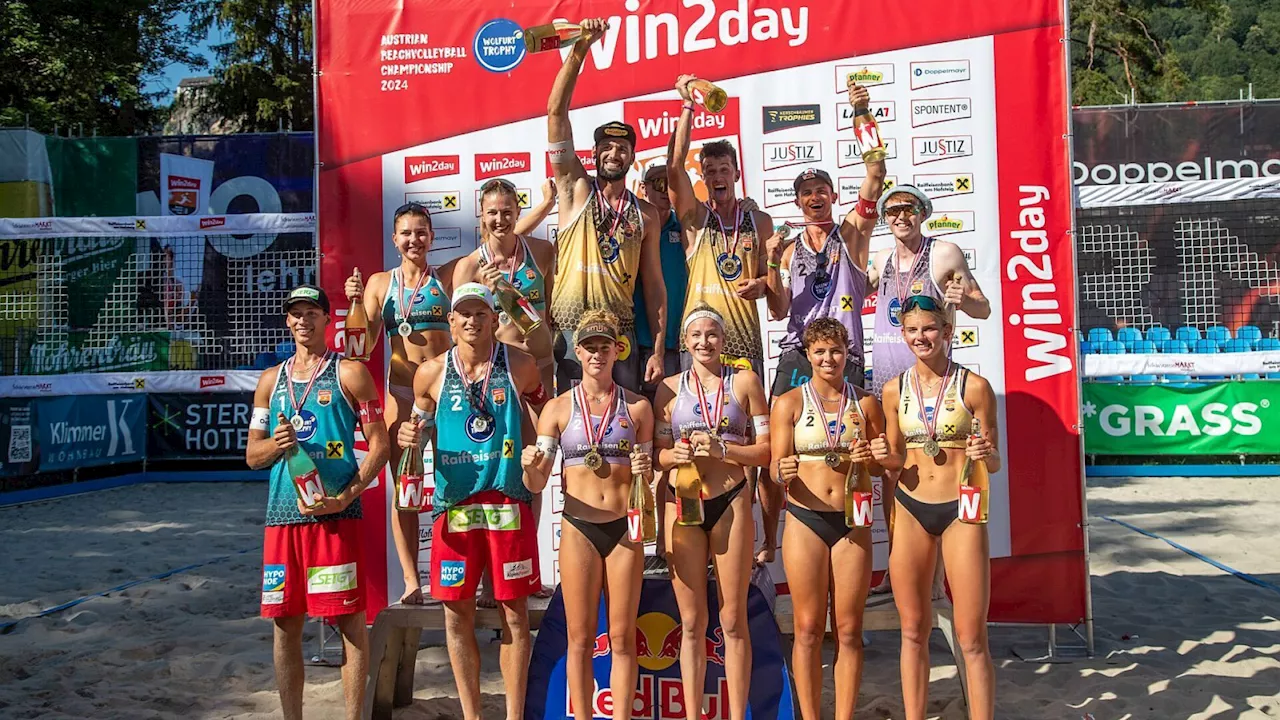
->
[515,178,557,237]
[547,18,609,205]
[667,75,706,230]
[839,84,888,271]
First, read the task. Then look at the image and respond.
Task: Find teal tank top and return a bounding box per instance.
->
[265,354,362,526]
[432,344,529,516]
[381,267,450,335]
[480,235,547,315]
[634,211,685,351]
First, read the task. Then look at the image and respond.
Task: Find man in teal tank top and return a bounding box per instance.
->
[397,282,546,720]
[245,284,389,720]
[634,163,687,388]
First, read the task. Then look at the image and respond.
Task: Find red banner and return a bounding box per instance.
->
[315,0,1085,625]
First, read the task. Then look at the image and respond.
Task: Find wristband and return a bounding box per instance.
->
[681,102,695,112]
[410,404,433,427]
[548,140,572,164]
[637,441,654,455]
[535,435,560,456]
[358,399,384,424]
[250,407,271,432]
[767,261,780,269]
[655,421,673,437]
[855,196,878,219]
[522,383,550,406]
[752,415,770,435]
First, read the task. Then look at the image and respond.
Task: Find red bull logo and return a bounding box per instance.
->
[568,677,731,720]
[635,611,682,671]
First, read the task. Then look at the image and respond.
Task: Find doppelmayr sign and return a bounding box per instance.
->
[1074,156,1280,185]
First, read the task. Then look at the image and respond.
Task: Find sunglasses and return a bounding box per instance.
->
[394,201,429,219]
[902,294,942,313]
[884,204,921,218]
[480,178,517,194]
[644,175,668,193]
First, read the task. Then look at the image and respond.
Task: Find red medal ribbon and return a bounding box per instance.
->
[575,382,619,450]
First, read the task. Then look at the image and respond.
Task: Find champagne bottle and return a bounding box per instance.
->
[282,414,324,510]
[345,268,371,361]
[627,470,657,543]
[395,437,427,512]
[674,433,705,526]
[852,104,888,163]
[959,418,990,525]
[688,79,728,114]
[523,22,583,53]
[481,258,543,336]
[844,426,874,529]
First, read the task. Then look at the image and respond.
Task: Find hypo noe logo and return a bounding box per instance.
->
[474,19,525,73]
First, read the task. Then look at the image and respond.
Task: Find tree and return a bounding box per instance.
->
[190,0,312,132]
[0,0,205,134]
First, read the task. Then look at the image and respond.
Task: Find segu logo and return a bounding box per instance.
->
[1094,402,1262,436]
[474,19,525,72]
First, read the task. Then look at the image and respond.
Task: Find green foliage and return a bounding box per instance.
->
[190,0,312,132]
[0,0,204,134]
[1071,0,1280,105]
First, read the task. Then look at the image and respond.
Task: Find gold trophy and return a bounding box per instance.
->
[958,418,990,524]
[523,22,584,53]
[689,79,728,114]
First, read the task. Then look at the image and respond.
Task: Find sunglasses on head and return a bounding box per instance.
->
[902,294,941,313]
[480,178,517,194]
[884,203,921,218]
[394,201,429,219]
[644,175,668,192]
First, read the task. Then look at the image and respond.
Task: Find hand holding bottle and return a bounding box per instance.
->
[274,413,297,452]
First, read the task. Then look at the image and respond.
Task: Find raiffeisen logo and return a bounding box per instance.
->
[1073,156,1280,185]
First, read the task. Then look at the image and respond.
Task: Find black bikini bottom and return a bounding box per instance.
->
[894,486,958,537]
[787,504,851,548]
[562,513,628,558]
[666,480,748,532]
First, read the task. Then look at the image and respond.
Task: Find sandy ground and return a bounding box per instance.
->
[0,477,1278,719]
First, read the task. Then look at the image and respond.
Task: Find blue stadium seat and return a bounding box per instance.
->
[1223,339,1253,353]
[1205,326,1232,345]
[1080,340,1095,355]
[1130,374,1160,384]
[1235,325,1263,345]
[1196,375,1229,381]
[1100,341,1127,355]
[1092,375,1126,383]
[1145,326,1172,344]
[1116,327,1143,348]
[1132,340,1158,354]
[1192,339,1220,354]
[1267,373,1280,380]
[1258,338,1280,352]
[1175,326,1202,343]
[1160,340,1191,354]
[1087,328,1114,344]
[1242,373,1262,380]
[1162,373,1193,383]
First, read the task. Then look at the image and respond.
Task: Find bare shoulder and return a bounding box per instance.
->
[255,364,282,395]
[366,270,392,299]
[542,392,572,418]
[525,235,556,262]
[506,344,538,373]
[636,196,662,225]
[751,208,774,231]
[734,368,765,393]
[963,368,993,396]
[881,375,902,403]
[872,247,892,272]
[773,385,802,411]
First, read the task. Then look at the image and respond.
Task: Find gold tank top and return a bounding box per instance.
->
[794,382,866,462]
[549,187,644,333]
[683,206,763,363]
[898,365,973,449]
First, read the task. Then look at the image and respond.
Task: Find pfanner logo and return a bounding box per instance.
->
[475,152,531,180]
[405,155,461,183]
[199,216,226,230]
[836,64,895,91]
[924,212,974,236]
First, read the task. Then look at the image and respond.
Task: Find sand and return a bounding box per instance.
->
[1,477,1278,719]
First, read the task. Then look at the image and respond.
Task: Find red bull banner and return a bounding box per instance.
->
[315,0,1085,624]
[524,579,792,719]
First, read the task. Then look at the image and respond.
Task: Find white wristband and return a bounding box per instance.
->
[637,441,654,455]
[535,435,560,455]
[655,421,673,437]
[250,407,271,432]
[752,415,770,435]
[548,140,573,164]
[411,404,433,427]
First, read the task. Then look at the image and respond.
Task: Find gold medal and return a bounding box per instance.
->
[717,252,743,279]
[584,449,604,470]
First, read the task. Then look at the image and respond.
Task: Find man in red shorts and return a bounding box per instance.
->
[398,282,546,720]
[246,284,390,720]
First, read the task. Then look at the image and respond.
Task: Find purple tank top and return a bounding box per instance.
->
[670,370,750,444]
[870,237,944,398]
[562,388,637,468]
[783,228,866,360]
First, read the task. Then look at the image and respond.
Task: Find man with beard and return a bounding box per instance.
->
[544,17,666,394]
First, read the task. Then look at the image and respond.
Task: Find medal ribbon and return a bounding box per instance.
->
[396,266,431,327]
[707,202,743,260]
[575,382,618,451]
[910,361,955,443]
[892,237,931,308]
[594,182,632,241]
[690,369,726,436]
[807,381,849,452]
[482,236,525,285]
[450,346,497,415]
[284,351,331,418]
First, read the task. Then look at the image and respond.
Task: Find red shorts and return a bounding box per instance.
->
[430,490,540,602]
[261,519,364,618]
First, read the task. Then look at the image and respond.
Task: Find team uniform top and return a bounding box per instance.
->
[381,266,450,335]
[870,237,946,398]
[897,365,974,450]
[793,382,866,462]
[479,235,547,318]
[265,355,361,525]
[783,228,867,356]
[560,389,638,468]
[634,210,686,352]
[549,187,645,334]
[683,207,764,363]
[669,369,751,444]
[432,344,529,515]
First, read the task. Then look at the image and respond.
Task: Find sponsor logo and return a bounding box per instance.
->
[167,175,200,216]
[325,440,345,459]
[474,187,530,216]
[762,104,821,134]
[431,226,463,251]
[839,175,897,199]
[291,409,319,441]
[954,326,980,348]
[545,150,596,176]
[838,138,897,168]
[48,397,137,457]
[307,562,357,594]
[439,560,467,587]
[912,135,972,165]
[913,173,973,198]
[910,60,971,90]
[134,219,148,230]
[763,141,821,171]
[405,155,461,183]
[405,190,461,214]
[475,152,531,180]
[10,219,54,232]
[635,611,684,672]
[625,99,735,148]
[836,63,895,91]
[924,211,975,236]
[473,18,525,73]
[1090,402,1263,437]
[1073,156,1280,185]
[263,564,286,592]
[502,559,534,581]
[317,389,332,406]
[199,216,226,230]
[447,503,521,532]
[763,178,797,208]
[836,101,895,131]
[12,381,53,393]
[910,97,972,127]
[199,375,225,389]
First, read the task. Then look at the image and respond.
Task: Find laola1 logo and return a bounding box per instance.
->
[1098,402,1263,437]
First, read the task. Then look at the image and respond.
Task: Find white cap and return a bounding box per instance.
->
[450,282,494,310]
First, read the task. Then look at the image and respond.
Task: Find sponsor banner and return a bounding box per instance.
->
[404,189,461,214]
[0,213,316,238]
[627,99,741,154]
[404,155,460,182]
[910,97,972,127]
[24,332,170,375]
[0,370,259,397]
[147,392,254,460]
[762,140,821,172]
[762,104,821,134]
[836,63,895,90]
[1077,176,1280,208]
[475,152,532,180]
[1082,381,1280,455]
[910,59,971,89]
[923,210,975,236]
[38,394,145,472]
[913,172,973,198]
[474,187,531,215]
[0,399,40,479]
[837,138,898,168]
[524,580,792,720]
[1082,351,1280,378]
[912,134,972,165]
[159,154,214,217]
[839,175,898,200]
[836,101,896,131]
[762,179,796,208]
